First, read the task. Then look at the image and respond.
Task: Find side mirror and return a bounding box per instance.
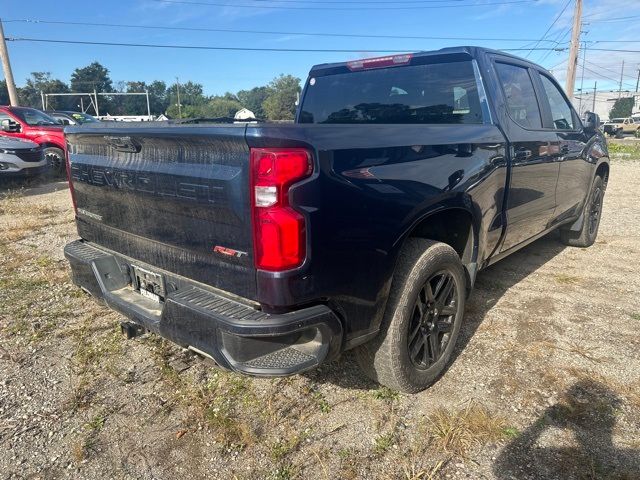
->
[582,111,600,132]
[1,119,21,133]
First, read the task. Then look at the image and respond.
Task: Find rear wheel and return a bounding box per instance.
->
[44,147,65,176]
[355,239,466,393]
[560,175,604,248]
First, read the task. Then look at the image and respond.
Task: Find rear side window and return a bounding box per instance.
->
[495,62,542,129]
[299,61,483,124]
[539,74,574,130]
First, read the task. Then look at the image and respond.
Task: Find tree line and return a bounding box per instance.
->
[0,61,302,120]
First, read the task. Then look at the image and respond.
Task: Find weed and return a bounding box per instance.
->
[312,390,331,413]
[269,463,297,480]
[270,434,302,461]
[426,404,511,456]
[554,273,580,285]
[374,432,395,454]
[372,386,400,401]
[628,313,640,321]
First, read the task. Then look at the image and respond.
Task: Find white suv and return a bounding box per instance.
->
[0,137,48,177]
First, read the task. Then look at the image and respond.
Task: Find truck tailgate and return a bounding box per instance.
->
[65,124,256,300]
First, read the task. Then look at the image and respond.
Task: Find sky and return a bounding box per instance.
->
[2,0,640,97]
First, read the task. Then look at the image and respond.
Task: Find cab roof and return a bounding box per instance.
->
[308,46,548,77]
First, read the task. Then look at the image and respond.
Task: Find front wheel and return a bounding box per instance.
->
[44,147,66,176]
[355,239,466,393]
[560,175,604,248]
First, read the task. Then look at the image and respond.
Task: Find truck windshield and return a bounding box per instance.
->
[11,107,59,126]
[299,60,483,124]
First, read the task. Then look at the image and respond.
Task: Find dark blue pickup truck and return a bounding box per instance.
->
[63,47,609,392]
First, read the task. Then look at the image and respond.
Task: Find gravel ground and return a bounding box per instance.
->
[0,160,639,480]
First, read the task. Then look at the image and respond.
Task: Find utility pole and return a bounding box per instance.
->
[578,41,587,114]
[565,0,583,101]
[175,77,182,119]
[145,90,152,120]
[0,19,19,106]
[618,60,625,99]
[592,82,597,112]
[635,68,639,93]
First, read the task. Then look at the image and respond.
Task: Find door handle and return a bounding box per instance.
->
[513,148,532,161]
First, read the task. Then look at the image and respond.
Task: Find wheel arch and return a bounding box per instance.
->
[395,204,479,293]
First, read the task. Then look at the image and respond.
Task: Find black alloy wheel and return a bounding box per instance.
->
[407,271,458,370]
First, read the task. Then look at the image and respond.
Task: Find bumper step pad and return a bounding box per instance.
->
[64,239,342,376]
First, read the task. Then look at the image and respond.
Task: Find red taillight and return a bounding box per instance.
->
[347,53,413,71]
[64,146,77,214]
[250,148,312,271]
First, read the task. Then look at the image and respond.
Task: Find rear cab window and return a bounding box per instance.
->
[494,62,542,129]
[299,60,484,125]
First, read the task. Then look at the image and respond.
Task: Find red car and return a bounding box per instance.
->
[0,106,66,174]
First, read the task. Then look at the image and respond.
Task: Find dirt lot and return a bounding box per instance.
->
[1,156,639,479]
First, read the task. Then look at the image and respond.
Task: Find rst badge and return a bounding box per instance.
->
[213,245,248,259]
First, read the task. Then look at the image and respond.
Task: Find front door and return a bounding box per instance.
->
[535,72,591,222]
[493,60,561,252]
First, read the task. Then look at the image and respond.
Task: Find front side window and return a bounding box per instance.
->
[299,60,483,124]
[495,62,542,129]
[539,75,574,130]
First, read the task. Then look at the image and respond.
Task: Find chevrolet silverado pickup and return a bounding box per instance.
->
[63,47,609,392]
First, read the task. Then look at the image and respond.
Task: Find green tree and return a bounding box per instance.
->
[262,75,301,120]
[70,62,113,93]
[147,80,169,115]
[237,86,271,118]
[0,80,10,105]
[70,62,113,114]
[18,72,71,110]
[166,81,207,118]
[609,97,634,119]
[122,81,149,116]
[204,96,243,118]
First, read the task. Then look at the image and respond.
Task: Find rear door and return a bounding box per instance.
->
[492,58,561,252]
[534,71,591,222]
[66,124,257,299]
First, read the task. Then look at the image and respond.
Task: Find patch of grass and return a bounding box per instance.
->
[270,433,303,461]
[607,141,640,158]
[64,378,94,412]
[426,404,512,456]
[628,312,640,321]
[268,463,298,480]
[372,386,400,401]
[312,390,331,413]
[72,411,108,463]
[374,432,395,454]
[554,273,581,285]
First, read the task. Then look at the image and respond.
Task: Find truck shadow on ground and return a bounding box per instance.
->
[305,232,569,391]
[493,379,640,479]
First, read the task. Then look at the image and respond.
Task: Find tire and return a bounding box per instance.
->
[560,175,605,248]
[355,239,466,393]
[44,147,66,176]
[614,129,624,139]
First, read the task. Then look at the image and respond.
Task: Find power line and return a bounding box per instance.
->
[538,25,572,63]
[148,0,540,10]
[524,0,572,58]
[4,36,568,53]
[578,63,637,89]
[584,59,637,81]
[3,19,568,44]
[584,14,640,23]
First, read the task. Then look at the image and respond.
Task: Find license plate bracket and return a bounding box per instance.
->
[132,265,166,303]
